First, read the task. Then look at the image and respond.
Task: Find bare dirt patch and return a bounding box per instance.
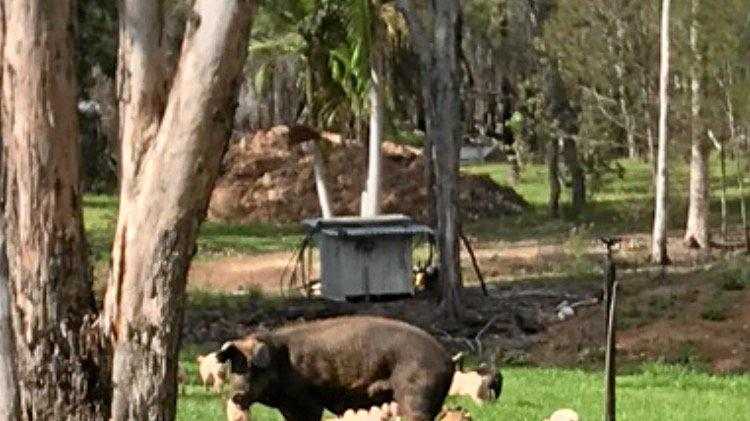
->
[188,252,308,293]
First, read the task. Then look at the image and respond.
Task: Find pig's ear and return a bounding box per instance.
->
[217,342,249,374]
[250,342,271,369]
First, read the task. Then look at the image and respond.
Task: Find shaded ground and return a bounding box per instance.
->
[186,233,749,374]
[531,264,750,374]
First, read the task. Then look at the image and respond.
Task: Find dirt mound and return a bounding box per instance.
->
[208,126,528,222]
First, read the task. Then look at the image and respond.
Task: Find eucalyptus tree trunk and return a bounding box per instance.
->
[544,63,584,214]
[652,0,671,265]
[0,6,17,416]
[0,220,18,420]
[724,75,739,246]
[547,138,561,218]
[430,0,464,319]
[1,1,109,418]
[642,83,656,171]
[615,17,637,160]
[684,0,710,249]
[398,0,462,318]
[102,1,256,418]
[0,129,19,418]
[738,140,749,252]
[720,137,727,242]
[563,137,586,213]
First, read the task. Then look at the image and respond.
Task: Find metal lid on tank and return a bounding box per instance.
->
[302,214,433,237]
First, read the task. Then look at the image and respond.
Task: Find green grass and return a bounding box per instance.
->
[82,195,303,264]
[175,363,750,420]
[462,156,747,242]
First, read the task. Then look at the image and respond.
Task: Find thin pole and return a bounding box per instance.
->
[605,281,619,421]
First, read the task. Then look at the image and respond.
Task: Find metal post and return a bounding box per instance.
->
[600,237,620,421]
[605,280,619,421]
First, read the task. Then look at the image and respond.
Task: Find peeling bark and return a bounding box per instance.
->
[0,3,15,415]
[103,1,256,419]
[0,126,20,420]
[1,1,109,418]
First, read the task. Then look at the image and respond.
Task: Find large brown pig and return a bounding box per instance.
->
[216,316,454,421]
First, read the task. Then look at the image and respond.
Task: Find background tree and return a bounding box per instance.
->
[684,0,710,249]
[652,0,671,264]
[398,0,464,318]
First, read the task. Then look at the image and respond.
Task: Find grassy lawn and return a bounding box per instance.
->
[175,361,750,420]
[462,157,747,242]
[82,195,303,264]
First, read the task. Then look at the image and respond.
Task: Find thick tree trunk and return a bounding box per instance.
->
[103,1,256,419]
[1,1,109,418]
[0,221,18,420]
[684,0,710,249]
[0,141,19,419]
[0,4,17,417]
[547,138,561,218]
[430,0,464,319]
[399,0,462,318]
[652,0,671,265]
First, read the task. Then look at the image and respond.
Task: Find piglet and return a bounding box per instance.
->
[197,352,228,393]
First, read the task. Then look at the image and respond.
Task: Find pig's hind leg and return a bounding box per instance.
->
[393,373,452,421]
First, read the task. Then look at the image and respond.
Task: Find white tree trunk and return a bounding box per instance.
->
[652,0,671,264]
[103,1,256,418]
[615,18,637,160]
[684,0,710,249]
[362,46,384,217]
[311,142,333,218]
